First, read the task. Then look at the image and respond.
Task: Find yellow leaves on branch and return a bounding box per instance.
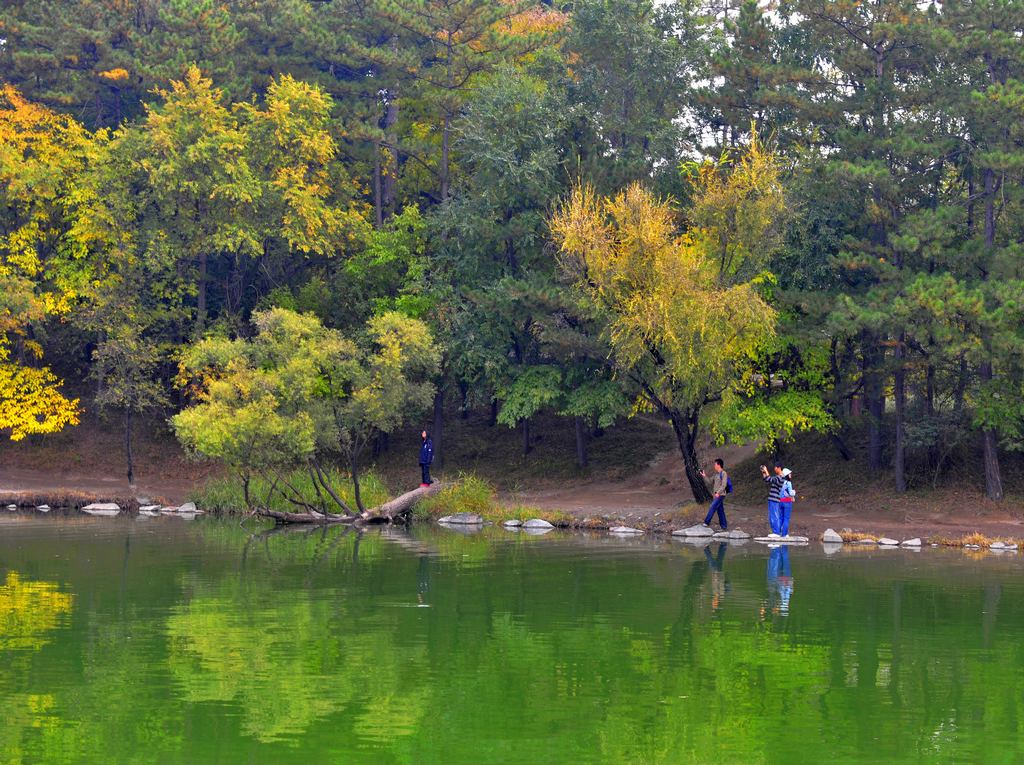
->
[0,348,80,441]
[550,139,786,406]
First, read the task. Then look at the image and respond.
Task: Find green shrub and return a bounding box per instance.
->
[416,474,571,525]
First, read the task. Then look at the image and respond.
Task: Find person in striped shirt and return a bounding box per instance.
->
[760,463,785,535]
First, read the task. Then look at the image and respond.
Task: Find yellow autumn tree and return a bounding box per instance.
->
[550,139,785,502]
[0,85,86,440]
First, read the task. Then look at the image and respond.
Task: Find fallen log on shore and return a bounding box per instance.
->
[257,483,442,525]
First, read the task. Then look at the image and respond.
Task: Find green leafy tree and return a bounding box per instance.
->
[551,141,788,502]
[174,308,438,513]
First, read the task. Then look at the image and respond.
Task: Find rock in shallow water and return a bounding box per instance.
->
[878,538,899,546]
[673,524,713,537]
[502,519,522,527]
[609,526,643,535]
[438,512,484,525]
[901,538,922,547]
[523,518,555,530]
[822,528,843,543]
[81,502,120,517]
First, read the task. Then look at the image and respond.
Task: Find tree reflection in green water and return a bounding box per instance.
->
[2,522,1024,764]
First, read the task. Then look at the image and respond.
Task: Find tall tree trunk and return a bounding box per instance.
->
[381,90,398,218]
[351,454,364,514]
[459,380,469,419]
[981,167,1004,501]
[432,387,445,469]
[373,139,383,228]
[925,358,939,471]
[864,341,884,473]
[489,398,498,427]
[521,417,531,456]
[980,363,1004,501]
[196,251,208,335]
[574,416,588,469]
[893,336,906,492]
[669,410,712,504]
[125,408,134,487]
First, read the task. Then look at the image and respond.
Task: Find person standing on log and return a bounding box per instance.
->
[419,430,434,487]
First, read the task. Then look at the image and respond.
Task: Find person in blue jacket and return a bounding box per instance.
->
[419,430,434,486]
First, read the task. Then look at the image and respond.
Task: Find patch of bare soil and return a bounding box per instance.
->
[506,442,1024,541]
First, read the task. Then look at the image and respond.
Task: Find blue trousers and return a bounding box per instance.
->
[703,496,727,530]
[779,501,793,536]
[768,500,781,535]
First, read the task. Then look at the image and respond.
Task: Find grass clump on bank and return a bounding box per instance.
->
[415,474,572,526]
[191,469,391,515]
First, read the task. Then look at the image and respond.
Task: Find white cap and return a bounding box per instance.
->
[781,468,792,478]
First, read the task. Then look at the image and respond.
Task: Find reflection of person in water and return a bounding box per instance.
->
[703,543,730,612]
[416,555,431,606]
[766,545,793,616]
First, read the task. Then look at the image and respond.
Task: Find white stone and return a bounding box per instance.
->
[822,528,843,544]
[438,512,484,525]
[5,504,16,511]
[502,519,523,527]
[81,502,121,517]
[901,538,922,547]
[1004,544,1018,550]
[36,504,51,511]
[672,524,713,537]
[139,504,160,513]
[178,502,197,513]
[878,538,899,546]
[857,538,878,545]
[610,526,644,535]
[964,544,981,549]
[138,509,159,517]
[159,506,179,514]
[990,541,1005,549]
[523,518,555,530]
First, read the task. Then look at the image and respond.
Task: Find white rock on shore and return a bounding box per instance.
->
[878,538,899,546]
[5,504,16,511]
[36,504,51,512]
[673,524,713,537]
[901,538,922,547]
[822,528,843,544]
[503,519,523,527]
[81,502,121,517]
[609,526,644,535]
[523,518,554,530]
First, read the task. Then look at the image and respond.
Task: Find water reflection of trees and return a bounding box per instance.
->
[3,526,1024,763]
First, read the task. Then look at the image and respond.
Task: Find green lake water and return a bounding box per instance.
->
[2,515,1024,764]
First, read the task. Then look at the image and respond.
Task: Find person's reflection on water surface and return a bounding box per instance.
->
[764,544,793,617]
[703,542,730,612]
